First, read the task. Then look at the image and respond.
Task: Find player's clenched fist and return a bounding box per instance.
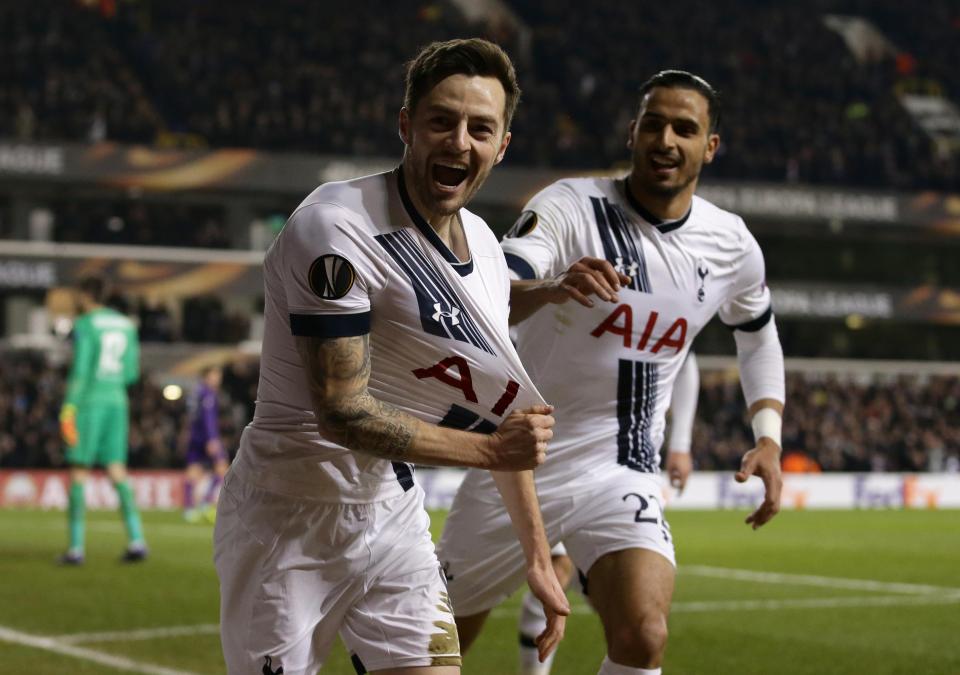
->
[486,405,555,470]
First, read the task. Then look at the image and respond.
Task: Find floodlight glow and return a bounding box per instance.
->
[162,384,183,401]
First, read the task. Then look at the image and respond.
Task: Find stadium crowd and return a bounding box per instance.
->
[510,0,958,189]
[1,0,957,190]
[0,350,256,470]
[691,371,960,472]
[80,293,252,344]
[40,199,231,249]
[2,348,956,473]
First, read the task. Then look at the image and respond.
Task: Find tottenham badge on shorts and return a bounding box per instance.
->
[505,210,538,238]
[308,254,356,299]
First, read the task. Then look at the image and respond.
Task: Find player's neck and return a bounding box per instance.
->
[399,166,469,260]
[626,173,696,222]
[403,180,457,235]
[429,213,460,248]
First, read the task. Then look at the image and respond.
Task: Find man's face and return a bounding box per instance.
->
[628,87,719,197]
[400,74,511,219]
[205,368,223,390]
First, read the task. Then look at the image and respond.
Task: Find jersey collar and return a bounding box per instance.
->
[620,179,692,234]
[395,166,474,276]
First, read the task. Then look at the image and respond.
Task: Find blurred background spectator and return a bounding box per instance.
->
[0,349,256,470]
[689,371,960,472]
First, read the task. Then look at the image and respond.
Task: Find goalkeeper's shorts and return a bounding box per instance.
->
[66,404,129,467]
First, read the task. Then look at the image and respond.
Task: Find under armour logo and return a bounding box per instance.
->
[432,303,461,326]
[263,656,283,675]
[614,256,639,279]
[696,260,709,303]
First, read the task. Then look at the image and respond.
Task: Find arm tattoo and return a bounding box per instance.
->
[296,335,415,460]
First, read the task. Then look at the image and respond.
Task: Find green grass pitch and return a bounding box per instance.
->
[1,508,958,674]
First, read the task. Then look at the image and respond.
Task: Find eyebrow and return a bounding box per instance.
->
[424,103,500,127]
[641,111,701,129]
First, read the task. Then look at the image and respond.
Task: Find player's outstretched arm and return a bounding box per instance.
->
[508,256,631,324]
[732,320,786,529]
[296,335,550,470]
[490,465,570,662]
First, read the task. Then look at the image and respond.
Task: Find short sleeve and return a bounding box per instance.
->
[500,181,579,281]
[279,203,381,338]
[718,225,773,331]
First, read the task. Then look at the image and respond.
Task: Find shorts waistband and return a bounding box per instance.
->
[229,449,410,505]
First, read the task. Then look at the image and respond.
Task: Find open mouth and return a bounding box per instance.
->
[650,155,681,172]
[432,163,469,189]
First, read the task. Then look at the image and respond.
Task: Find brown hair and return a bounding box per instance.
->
[404,38,521,131]
[77,275,107,303]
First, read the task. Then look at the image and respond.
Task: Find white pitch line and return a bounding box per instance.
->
[681,565,960,597]
[671,594,960,613]
[490,593,960,618]
[56,623,220,644]
[0,625,206,675]
[32,591,960,656]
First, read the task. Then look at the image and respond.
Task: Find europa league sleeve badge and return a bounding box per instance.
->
[308,254,357,300]
[505,211,539,238]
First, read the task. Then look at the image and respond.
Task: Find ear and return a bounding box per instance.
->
[703,132,720,164]
[627,119,637,150]
[398,107,411,146]
[494,131,512,165]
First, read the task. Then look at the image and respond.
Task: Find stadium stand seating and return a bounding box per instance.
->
[1,0,956,189]
[692,371,960,472]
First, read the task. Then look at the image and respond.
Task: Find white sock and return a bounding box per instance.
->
[597,655,661,675]
[518,590,556,674]
[519,590,548,641]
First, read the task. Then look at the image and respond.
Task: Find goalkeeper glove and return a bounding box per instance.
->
[60,404,79,447]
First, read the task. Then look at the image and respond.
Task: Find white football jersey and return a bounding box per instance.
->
[239,168,544,503]
[462,176,771,498]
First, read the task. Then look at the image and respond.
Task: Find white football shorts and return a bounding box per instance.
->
[437,468,674,617]
[214,468,460,675]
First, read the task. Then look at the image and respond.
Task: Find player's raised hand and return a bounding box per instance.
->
[486,405,555,470]
[526,561,570,662]
[735,437,783,529]
[554,256,632,308]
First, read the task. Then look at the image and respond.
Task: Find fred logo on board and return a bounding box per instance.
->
[308,254,356,300]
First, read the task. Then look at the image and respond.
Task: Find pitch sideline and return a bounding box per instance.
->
[0,625,205,675]
[682,564,960,596]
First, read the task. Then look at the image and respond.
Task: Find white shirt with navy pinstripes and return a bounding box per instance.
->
[460,175,772,498]
[238,168,545,503]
